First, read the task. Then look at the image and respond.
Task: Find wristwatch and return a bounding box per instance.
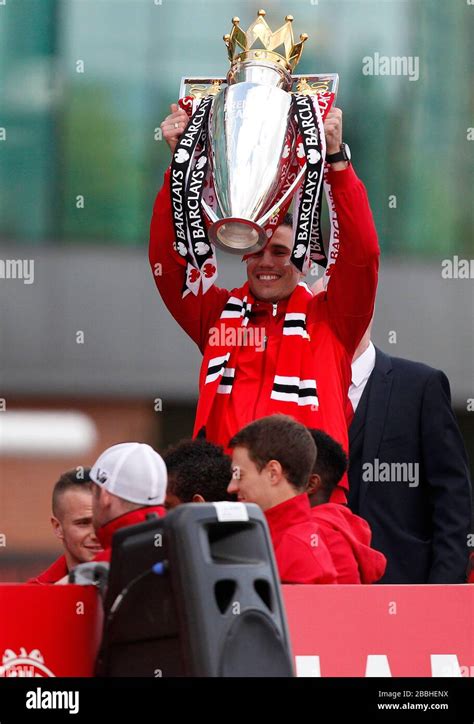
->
[326,142,351,165]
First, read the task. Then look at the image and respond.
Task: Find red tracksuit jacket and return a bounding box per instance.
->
[93,506,166,563]
[265,494,337,584]
[150,165,379,494]
[27,555,68,584]
[311,502,387,584]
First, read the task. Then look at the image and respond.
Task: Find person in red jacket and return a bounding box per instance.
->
[150,103,379,504]
[307,428,386,584]
[89,442,167,563]
[228,414,337,585]
[28,468,102,584]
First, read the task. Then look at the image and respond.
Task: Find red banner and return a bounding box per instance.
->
[0,585,102,677]
[283,584,474,677]
[0,584,472,677]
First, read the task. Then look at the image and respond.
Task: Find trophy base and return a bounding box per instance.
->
[208,218,267,255]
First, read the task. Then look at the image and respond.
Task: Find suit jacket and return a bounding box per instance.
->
[348,347,472,583]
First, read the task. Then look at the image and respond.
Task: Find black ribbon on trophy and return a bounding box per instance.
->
[290,93,326,272]
[169,95,214,296]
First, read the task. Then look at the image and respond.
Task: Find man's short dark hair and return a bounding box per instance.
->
[52,468,92,517]
[163,439,233,503]
[229,414,316,492]
[308,429,348,498]
[282,212,293,228]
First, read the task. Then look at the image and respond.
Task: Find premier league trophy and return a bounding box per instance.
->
[170,9,339,295]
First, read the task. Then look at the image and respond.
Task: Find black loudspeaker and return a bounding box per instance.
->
[96,503,294,677]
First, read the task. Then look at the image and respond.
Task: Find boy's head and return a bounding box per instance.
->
[163,439,233,510]
[245,214,305,303]
[51,468,102,568]
[306,429,348,506]
[227,414,317,511]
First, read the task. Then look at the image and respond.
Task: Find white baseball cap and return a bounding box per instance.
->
[90,442,167,506]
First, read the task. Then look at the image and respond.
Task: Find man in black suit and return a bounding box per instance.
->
[347,327,472,583]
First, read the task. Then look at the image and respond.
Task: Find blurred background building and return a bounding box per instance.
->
[0,0,473,579]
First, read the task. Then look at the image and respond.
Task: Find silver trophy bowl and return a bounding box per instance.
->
[208,61,294,254]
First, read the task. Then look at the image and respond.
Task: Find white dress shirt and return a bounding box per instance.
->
[348,341,376,413]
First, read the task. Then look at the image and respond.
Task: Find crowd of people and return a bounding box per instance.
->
[28,416,388,587]
[27,414,473,588]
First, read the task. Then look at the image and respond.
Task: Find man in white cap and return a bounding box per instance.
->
[89,442,167,563]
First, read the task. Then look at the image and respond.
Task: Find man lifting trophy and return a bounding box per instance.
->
[150,9,380,504]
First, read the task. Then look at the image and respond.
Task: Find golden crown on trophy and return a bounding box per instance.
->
[223,9,309,72]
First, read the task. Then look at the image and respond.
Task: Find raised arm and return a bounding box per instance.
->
[308,109,380,357]
[149,105,229,353]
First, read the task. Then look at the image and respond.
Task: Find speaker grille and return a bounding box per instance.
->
[219,610,293,677]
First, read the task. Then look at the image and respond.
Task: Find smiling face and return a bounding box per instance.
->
[52,488,103,569]
[246,224,302,303]
[227,446,285,512]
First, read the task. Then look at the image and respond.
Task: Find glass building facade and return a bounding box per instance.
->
[0,0,472,255]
